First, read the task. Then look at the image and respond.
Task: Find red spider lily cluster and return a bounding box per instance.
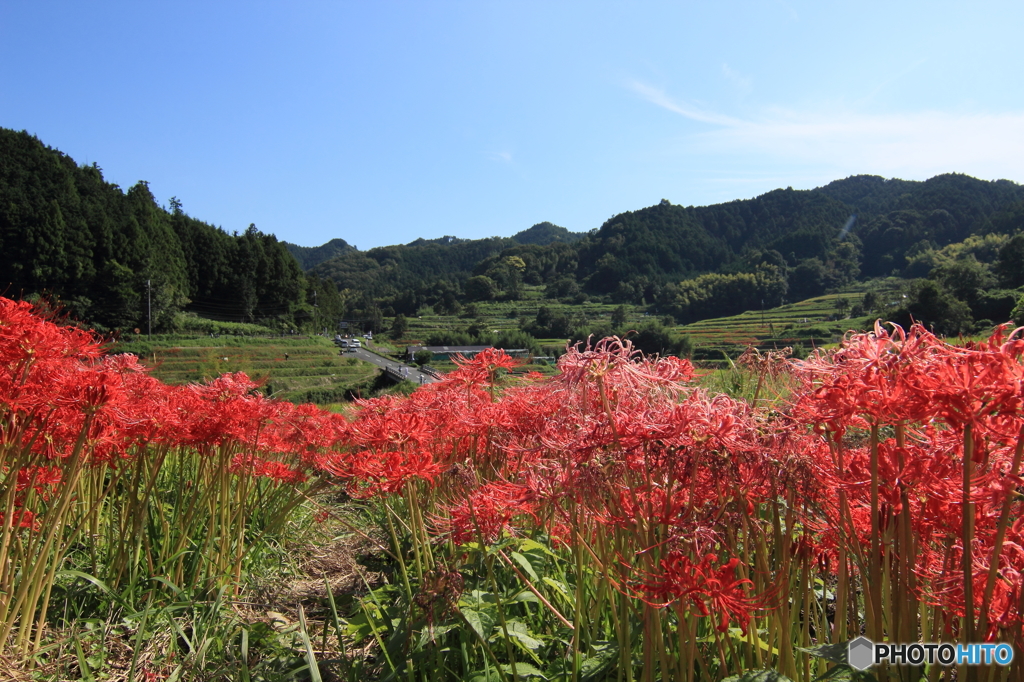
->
[792,322,1024,650]
[325,328,1024,657]
[0,297,350,653]
[0,297,350,484]
[4,297,1024,671]
[329,339,779,636]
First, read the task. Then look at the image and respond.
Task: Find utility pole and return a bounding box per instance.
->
[313,289,319,335]
[147,279,152,338]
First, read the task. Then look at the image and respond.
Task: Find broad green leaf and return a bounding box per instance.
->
[724,628,780,656]
[580,640,619,680]
[461,589,498,607]
[499,620,543,650]
[459,605,495,641]
[485,537,519,554]
[343,612,375,641]
[799,641,850,664]
[541,577,573,605]
[501,662,548,679]
[518,537,561,559]
[513,589,541,603]
[417,623,459,648]
[511,551,540,582]
[812,665,853,682]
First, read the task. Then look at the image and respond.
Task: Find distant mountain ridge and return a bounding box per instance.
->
[304,173,1024,322]
[284,238,356,269]
[511,222,585,245]
[4,121,1023,333]
[286,222,583,259]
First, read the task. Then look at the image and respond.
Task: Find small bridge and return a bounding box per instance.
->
[382,364,440,385]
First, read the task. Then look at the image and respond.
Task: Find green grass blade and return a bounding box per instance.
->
[298,604,324,682]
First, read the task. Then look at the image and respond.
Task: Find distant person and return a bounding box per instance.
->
[284,353,289,361]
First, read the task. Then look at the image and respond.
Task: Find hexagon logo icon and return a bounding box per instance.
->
[848,636,875,671]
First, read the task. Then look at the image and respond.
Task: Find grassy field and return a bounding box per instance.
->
[114,333,381,403]
[678,280,915,364]
[116,280,912,397]
[384,280,909,368]
[682,292,873,361]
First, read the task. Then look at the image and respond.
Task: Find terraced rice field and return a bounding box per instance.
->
[681,284,902,363]
[118,335,380,403]
[365,282,907,371]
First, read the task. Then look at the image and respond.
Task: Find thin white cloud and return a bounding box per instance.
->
[627,81,743,127]
[721,63,752,95]
[488,150,513,163]
[699,108,1024,179]
[631,82,1024,181]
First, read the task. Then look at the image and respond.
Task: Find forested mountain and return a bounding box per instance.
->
[6,124,1024,337]
[0,128,326,331]
[283,238,356,270]
[301,174,1024,323]
[511,222,584,245]
[310,236,515,298]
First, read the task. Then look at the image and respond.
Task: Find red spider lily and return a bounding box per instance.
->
[15,466,62,496]
[641,552,761,634]
[333,447,444,496]
[434,480,538,545]
[791,323,1024,643]
[231,454,308,484]
[443,347,524,398]
[0,509,38,531]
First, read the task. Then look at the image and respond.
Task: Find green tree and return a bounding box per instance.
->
[465,275,498,301]
[96,260,141,329]
[930,255,995,307]
[364,304,385,334]
[611,305,628,328]
[629,321,684,357]
[899,281,973,336]
[996,233,1024,288]
[391,313,409,340]
[790,258,828,300]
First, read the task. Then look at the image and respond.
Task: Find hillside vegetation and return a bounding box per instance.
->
[5,125,1024,366]
[307,177,1024,342]
[118,333,379,404]
[0,128,345,333]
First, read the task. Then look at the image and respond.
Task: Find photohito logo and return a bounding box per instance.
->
[847,637,1014,670]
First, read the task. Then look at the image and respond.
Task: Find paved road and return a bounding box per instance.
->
[341,345,440,385]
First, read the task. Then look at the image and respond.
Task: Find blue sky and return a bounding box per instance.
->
[2,2,1023,249]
